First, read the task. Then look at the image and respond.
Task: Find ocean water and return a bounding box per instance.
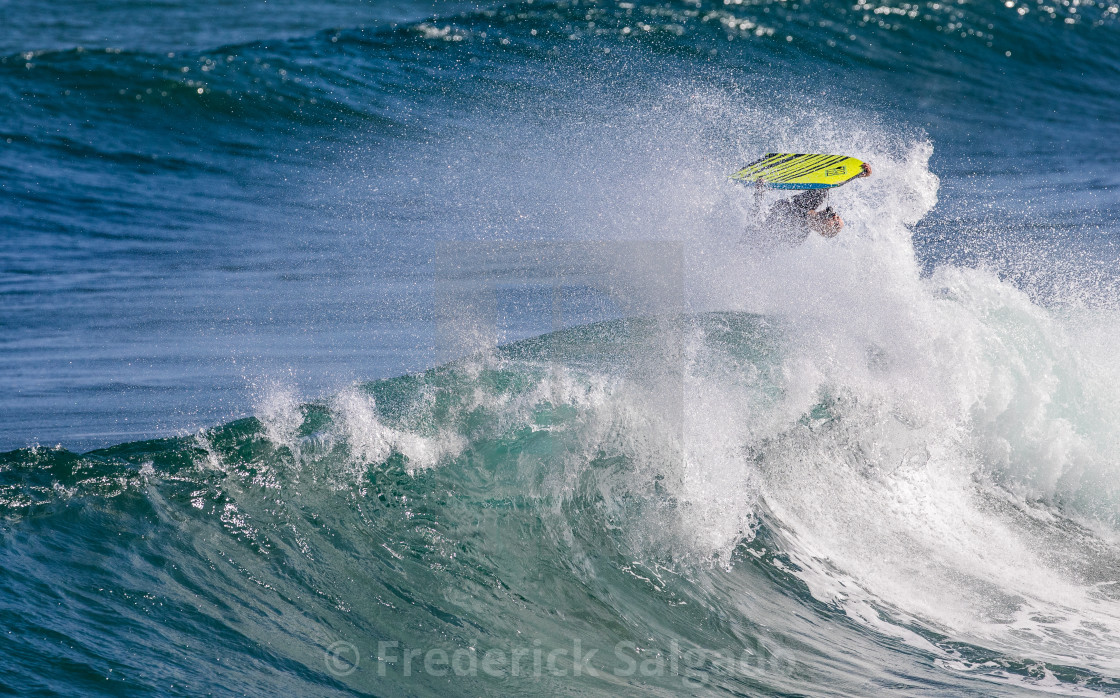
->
[3,0,1120,694]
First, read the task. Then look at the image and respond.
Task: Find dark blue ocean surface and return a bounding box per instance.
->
[3,0,1120,695]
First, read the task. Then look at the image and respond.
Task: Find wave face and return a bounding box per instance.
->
[6,307,1120,695]
[3,0,1120,695]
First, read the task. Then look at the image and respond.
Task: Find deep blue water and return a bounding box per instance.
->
[3,0,1120,695]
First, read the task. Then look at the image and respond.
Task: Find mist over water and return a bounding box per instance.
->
[3,0,1120,694]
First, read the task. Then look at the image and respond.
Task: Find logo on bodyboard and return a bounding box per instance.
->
[825,166,847,176]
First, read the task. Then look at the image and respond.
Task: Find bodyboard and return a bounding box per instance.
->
[731,153,866,190]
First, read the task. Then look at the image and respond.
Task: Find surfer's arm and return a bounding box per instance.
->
[790,189,827,211]
[859,162,872,177]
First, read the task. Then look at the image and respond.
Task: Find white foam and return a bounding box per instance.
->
[492,91,1120,675]
[333,83,1120,679]
[253,383,305,460]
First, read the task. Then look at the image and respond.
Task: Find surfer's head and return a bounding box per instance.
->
[809,207,844,237]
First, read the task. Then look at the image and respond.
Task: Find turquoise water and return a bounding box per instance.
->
[3,0,1120,694]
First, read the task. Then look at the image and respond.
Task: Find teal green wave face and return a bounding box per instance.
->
[7,305,1120,694]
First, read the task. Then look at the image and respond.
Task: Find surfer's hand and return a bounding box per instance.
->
[753,177,766,200]
[860,162,872,177]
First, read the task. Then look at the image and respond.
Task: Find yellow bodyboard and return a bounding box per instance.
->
[731,153,866,190]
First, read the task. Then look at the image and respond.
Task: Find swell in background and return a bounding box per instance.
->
[1,0,1118,449]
